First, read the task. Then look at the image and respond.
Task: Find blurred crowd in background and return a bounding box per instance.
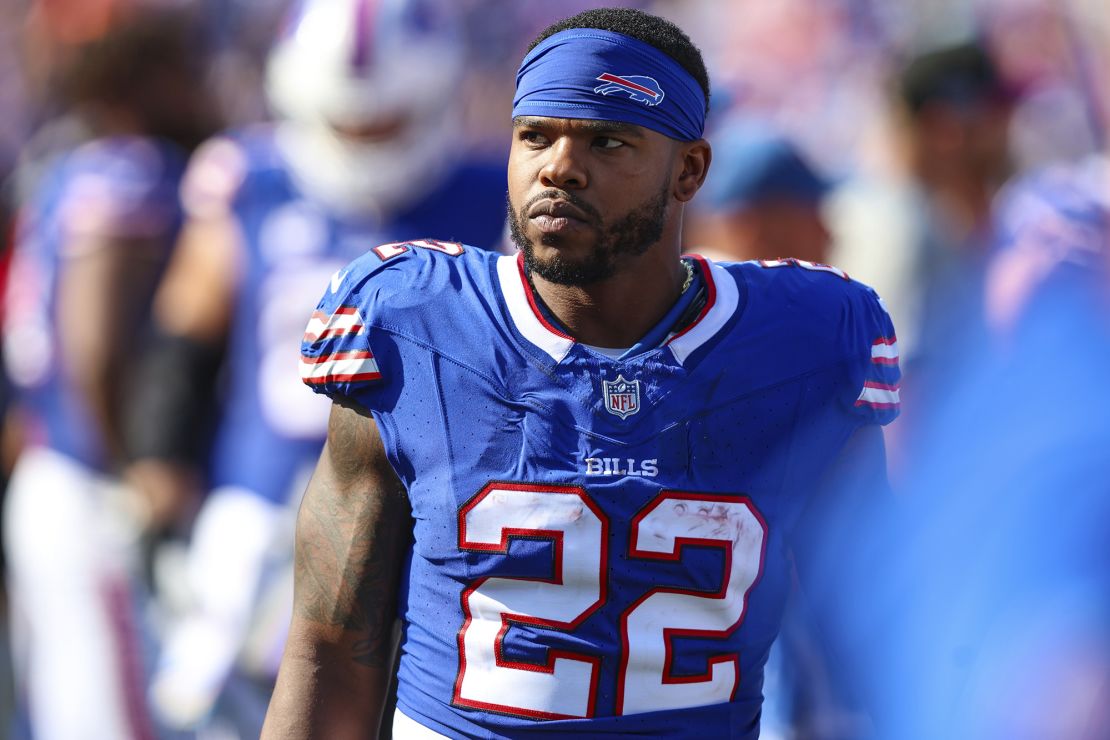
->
[0,0,1106,738]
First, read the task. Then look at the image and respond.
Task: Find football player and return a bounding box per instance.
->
[2,8,215,739]
[134,0,507,733]
[265,7,900,739]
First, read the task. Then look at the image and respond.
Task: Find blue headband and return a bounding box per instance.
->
[513,29,706,142]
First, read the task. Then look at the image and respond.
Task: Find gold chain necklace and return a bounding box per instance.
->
[681,258,695,293]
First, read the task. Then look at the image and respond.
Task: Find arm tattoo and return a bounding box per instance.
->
[293,400,411,668]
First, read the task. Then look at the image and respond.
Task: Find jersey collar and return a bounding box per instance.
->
[496,252,739,366]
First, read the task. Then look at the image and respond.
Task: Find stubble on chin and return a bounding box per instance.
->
[506,183,669,287]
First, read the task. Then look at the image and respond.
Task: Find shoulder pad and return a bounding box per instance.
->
[299,238,469,400]
[736,258,900,425]
[59,136,185,243]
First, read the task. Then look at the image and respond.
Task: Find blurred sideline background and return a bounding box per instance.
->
[0,0,1107,738]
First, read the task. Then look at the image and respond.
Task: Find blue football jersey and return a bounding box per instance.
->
[986,154,1109,334]
[183,127,506,503]
[4,136,187,469]
[300,245,900,738]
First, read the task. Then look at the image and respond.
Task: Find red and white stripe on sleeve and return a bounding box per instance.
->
[300,305,381,389]
[855,334,901,416]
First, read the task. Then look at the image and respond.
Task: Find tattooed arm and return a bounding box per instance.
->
[262,398,411,739]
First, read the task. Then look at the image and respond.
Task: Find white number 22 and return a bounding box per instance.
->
[453,483,767,719]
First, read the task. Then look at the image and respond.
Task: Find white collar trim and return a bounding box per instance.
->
[497,254,574,363]
[667,256,740,365]
[496,253,739,366]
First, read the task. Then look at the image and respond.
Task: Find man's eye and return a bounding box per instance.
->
[595,137,624,150]
[519,131,548,146]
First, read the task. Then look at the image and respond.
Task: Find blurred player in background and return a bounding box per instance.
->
[1,6,217,739]
[130,0,507,733]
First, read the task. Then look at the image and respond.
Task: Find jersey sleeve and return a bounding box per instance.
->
[846,287,901,426]
[299,259,384,401]
[57,138,185,247]
[985,157,1109,334]
[299,240,473,409]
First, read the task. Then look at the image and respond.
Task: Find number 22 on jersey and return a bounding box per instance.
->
[453,482,767,719]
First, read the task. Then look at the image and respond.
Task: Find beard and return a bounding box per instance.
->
[508,180,670,287]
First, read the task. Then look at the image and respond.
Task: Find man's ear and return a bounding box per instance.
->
[674,138,711,203]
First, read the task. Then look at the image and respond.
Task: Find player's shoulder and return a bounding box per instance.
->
[180,125,285,217]
[717,258,900,422]
[721,257,894,361]
[724,257,881,313]
[63,134,187,192]
[323,238,498,317]
[986,155,1109,332]
[994,154,1109,253]
[301,241,499,400]
[53,135,187,240]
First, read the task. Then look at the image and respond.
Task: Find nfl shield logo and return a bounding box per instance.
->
[603,375,641,419]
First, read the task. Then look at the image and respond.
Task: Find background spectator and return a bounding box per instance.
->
[687,122,833,265]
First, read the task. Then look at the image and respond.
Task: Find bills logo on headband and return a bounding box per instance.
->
[594,73,665,107]
[603,375,641,419]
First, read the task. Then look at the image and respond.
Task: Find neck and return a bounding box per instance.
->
[529,242,688,348]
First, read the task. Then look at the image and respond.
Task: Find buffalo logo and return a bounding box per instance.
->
[593,73,665,107]
[603,375,641,419]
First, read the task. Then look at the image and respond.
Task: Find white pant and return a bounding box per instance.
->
[4,446,152,740]
[150,487,290,733]
[393,708,451,738]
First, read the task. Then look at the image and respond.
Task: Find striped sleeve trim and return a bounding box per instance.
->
[303,307,364,343]
[855,381,900,409]
[871,336,899,365]
[300,350,381,386]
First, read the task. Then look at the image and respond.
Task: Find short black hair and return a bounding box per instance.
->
[527,7,711,116]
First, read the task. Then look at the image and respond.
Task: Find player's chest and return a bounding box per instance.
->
[402,361,819,526]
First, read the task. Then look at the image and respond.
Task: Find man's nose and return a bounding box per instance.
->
[539,138,588,190]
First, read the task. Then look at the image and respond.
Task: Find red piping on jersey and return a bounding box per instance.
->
[515,252,575,341]
[665,254,716,345]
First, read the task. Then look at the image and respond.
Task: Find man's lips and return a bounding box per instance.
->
[527,199,593,234]
[528,199,592,221]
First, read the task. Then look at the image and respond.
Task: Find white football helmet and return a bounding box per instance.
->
[265,0,466,215]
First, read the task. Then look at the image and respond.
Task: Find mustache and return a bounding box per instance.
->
[520,189,601,225]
